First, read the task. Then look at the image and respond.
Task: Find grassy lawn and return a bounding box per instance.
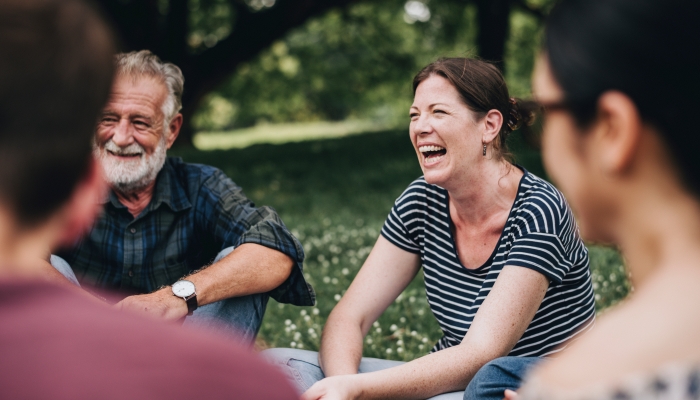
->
[172,128,630,360]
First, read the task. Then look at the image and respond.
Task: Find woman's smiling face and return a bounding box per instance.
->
[410,75,484,187]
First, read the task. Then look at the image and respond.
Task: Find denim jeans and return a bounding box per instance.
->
[464,356,543,400]
[262,348,466,399]
[50,246,267,344]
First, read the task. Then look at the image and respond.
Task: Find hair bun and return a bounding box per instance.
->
[506,98,524,132]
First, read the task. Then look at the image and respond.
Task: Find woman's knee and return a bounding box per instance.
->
[262,348,325,393]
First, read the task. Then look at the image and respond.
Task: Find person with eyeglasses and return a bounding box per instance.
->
[469,0,700,399]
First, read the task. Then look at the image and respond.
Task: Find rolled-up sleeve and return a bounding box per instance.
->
[197,170,315,306]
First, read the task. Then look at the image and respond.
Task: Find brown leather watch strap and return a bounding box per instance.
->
[184,293,198,315]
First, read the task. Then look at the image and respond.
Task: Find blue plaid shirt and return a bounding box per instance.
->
[57,157,315,306]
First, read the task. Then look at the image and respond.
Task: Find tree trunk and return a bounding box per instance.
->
[474,0,512,71]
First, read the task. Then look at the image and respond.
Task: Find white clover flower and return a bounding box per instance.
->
[341,268,349,275]
[304,315,311,322]
[294,332,301,340]
[366,338,373,344]
[386,348,393,354]
[285,319,292,326]
[390,324,398,332]
[300,310,307,316]
[375,327,382,333]
[290,341,297,348]
[297,343,304,349]
[411,331,417,336]
[331,278,339,285]
[308,328,315,334]
[397,340,404,346]
[312,308,320,315]
[334,294,341,301]
[323,276,331,283]
[373,321,380,328]
[290,324,297,330]
[399,317,406,323]
[419,344,424,350]
[409,296,416,303]
[422,337,428,343]
[397,347,404,353]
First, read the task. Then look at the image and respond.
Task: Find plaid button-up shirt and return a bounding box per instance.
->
[57,157,315,306]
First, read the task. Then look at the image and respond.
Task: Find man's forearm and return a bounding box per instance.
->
[186,243,294,306]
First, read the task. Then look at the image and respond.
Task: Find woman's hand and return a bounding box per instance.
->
[504,389,519,400]
[301,375,362,400]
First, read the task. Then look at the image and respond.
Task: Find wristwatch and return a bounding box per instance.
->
[171,280,198,316]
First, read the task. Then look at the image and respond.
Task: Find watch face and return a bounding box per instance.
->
[172,280,195,297]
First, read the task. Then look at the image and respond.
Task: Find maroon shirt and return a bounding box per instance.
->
[0,279,298,399]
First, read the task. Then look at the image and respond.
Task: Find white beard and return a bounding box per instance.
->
[94,137,167,193]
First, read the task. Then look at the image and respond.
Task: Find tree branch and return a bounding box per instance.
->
[182,0,359,114]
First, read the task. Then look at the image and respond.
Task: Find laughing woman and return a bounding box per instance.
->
[265,58,595,400]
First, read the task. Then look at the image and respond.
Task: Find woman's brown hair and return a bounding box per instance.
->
[413,58,537,162]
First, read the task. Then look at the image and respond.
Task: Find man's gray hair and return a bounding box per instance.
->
[114,50,184,124]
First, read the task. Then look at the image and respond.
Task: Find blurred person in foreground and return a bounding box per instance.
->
[0,0,298,398]
[49,49,314,342]
[265,58,596,399]
[494,0,700,399]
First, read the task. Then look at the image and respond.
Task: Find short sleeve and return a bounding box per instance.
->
[506,232,573,284]
[380,180,432,254]
[505,184,582,285]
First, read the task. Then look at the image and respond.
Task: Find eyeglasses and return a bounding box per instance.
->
[520,98,570,115]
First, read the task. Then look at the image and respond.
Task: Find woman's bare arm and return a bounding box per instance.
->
[304,265,549,399]
[318,235,421,376]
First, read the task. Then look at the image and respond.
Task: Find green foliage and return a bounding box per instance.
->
[173,128,631,360]
[589,246,632,310]
[193,1,517,130]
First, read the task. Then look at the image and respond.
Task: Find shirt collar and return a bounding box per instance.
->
[100,157,192,213]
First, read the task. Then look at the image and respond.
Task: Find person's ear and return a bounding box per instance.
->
[55,158,107,248]
[593,91,642,174]
[481,109,504,145]
[165,113,183,149]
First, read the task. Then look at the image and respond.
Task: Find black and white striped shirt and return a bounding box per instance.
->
[381,170,595,356]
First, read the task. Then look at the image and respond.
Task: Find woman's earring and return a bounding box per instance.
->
[482,143,487,156]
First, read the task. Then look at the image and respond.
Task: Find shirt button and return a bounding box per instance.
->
[128,270,133,277]
[130,228,136,234]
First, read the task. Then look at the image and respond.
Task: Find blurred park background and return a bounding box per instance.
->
[97,0,630,359]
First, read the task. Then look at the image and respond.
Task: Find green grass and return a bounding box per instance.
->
[172,129,630,360]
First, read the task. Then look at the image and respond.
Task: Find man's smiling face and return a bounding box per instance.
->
[94,74,170,193]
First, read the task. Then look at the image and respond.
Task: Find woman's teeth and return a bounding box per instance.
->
[419,145,447,163]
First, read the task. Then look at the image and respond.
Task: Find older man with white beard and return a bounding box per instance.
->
[51,50,314,341]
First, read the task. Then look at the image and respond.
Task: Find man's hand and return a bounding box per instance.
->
[301,375,361,400]
[504,389,519,400]
[115,287,188,321]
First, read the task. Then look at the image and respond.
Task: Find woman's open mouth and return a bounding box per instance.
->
[419,145,446,164]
